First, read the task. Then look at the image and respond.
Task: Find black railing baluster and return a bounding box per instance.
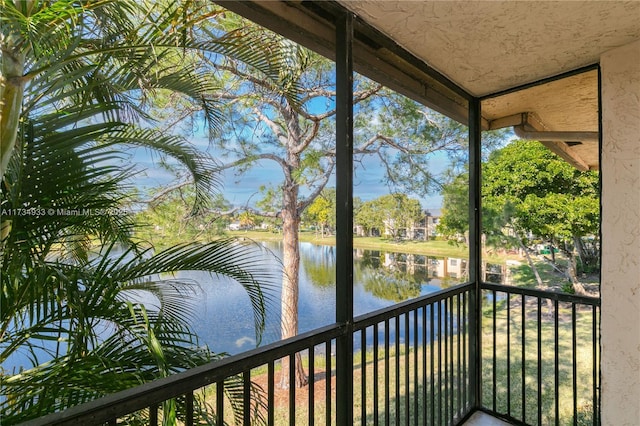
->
[537,297,542,426]
[185,391,194,426]
[457,293,462,418]
[492,290,497,412]
[443,300,448,423]
[326,341,332,426]
[360,330,366,425]
[268,361,275,426]
[444,297,449,423]
[382,320,388,426]
[216,380,224,426]
[373,322,379,426]
[554,299,560,425]
[430,300,435,426]
[592,304,598,426]
[405,312,410,426]
[395,315,401,425]
[438,301,442,426]
[422,306,428,425]
[463,292,468,409]
[414,309,419,426]
[150,404,158,426]
[244,371,251,426]
[449,296,454,423]
[572,304,578,425]
[289,354,296,426]
[309,346,315,426]
[521,294,526,424]
[507,292,511,418]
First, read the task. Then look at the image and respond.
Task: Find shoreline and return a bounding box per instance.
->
[227,229,517,263]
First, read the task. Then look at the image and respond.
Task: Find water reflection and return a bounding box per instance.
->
[188,242,505,355]
[5,242,506,373]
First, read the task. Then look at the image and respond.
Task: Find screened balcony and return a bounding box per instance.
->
[20,1,640,425]
[24,283,600,425]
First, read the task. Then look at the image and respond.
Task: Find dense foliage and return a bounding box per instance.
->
[355,194,424,238]
[0,0,291,423]
[438,140,599,291]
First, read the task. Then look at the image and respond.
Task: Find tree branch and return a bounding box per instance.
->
[214,62,275,92]
[293,120,320,154]
[214,153,288,175]
[297,84,383,122]
[140,180,195,206]
[297,161,335,213]
[252,107,288,146]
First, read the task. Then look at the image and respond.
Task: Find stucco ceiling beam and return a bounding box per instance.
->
[512,113,595,171]
[486,113,528,131]
[513,127,599,144]
[536,140,592,171]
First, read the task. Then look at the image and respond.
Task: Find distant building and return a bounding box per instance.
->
[411,209,441,240]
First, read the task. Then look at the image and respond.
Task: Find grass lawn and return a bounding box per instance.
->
[482,297,599,425]
[196,298,597,425]
[202,344,467,426]
[227,229,516,263]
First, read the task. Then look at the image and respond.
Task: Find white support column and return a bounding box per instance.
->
[600,39,640,425]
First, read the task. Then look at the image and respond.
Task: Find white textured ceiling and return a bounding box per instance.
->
[340,1,640,96]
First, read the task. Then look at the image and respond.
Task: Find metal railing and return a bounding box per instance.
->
[23,282,600,425]
[353,284,473,425]
[480,283,601,426]
[23,284,474,426]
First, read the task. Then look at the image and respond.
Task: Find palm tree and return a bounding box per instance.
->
[0,0,294,423]
[0,0,299,181]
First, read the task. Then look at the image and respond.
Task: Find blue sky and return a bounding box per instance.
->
[129,146,446,210]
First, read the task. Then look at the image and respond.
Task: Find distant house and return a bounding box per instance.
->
[358,208,442,240]
[408,209,441,240]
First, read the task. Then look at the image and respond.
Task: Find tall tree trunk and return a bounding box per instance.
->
[517,238,544,287]
[518,237,554,315]
[0,47,25,254]
[278,183,307,389]
[573,235,588,271]
[563,245,588,296]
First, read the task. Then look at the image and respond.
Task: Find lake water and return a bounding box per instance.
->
[184,241,476,355]
[4,241,508,371]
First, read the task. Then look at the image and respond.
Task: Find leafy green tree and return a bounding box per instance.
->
[354,199,383,236]
[439,140,599,293]
[0,106,276,424]
[483,140,599,293]
[238,210,257,229]
[355,194,423,239]
[304,188,336,237]
[437,173,469,243]
[0,0,292,422]
[187,11,469,388]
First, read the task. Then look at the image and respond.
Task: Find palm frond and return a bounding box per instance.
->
[2,2,281,423]
[100,239,277,341]
[101,126,220,215]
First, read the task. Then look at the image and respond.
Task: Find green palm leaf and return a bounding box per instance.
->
[2,1,285,423]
